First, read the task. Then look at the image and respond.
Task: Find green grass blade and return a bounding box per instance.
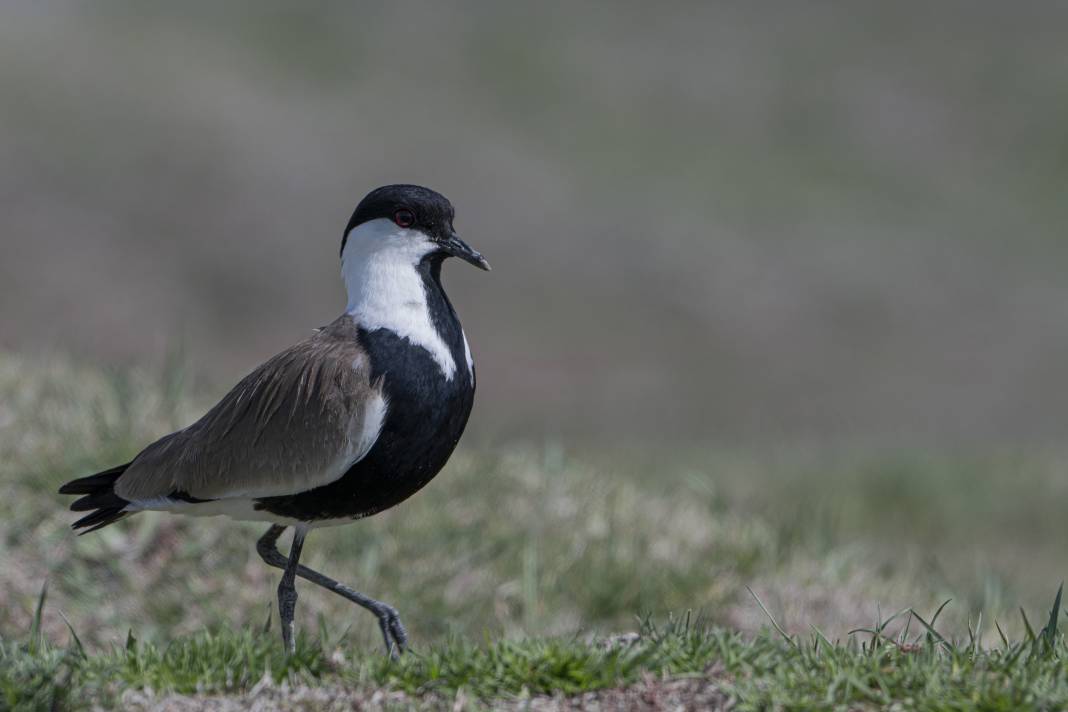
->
[909,608,950,649]
[1020,607,1036,644]
[261,603,273,635]
[30,580,48,654]
[1040,582,1063,650]
[57,610,87,660]
[929,599,952,629]
[745,586,796,648]
[810,625,834,652]
[994,618,1009,650]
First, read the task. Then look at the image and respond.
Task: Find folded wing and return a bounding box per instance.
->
[115,317,385,503]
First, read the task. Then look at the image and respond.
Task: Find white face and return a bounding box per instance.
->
[341,218,461,381]
[341,217,437,272]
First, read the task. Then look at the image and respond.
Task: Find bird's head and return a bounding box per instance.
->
[341,184,490,272]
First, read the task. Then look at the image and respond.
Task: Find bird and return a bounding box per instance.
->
[58,184,489,657]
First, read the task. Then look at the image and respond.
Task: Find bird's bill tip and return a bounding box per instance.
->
[441,234,490,271]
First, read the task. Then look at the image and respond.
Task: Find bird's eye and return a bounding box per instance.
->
[393,209,416,228]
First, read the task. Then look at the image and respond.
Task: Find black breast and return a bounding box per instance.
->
[254,257,475,522]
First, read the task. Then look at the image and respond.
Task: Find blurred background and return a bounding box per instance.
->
[5,0,1068,448]
[3,1,1068,647]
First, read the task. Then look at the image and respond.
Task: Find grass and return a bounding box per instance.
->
[8,589,1068,710]
[0,352,783,649]
[5,352,1068,707]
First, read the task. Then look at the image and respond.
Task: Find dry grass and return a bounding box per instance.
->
[3,351,1063,652]
[5,353,1068,708]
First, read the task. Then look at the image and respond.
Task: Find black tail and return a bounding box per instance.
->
[58,463,132,534]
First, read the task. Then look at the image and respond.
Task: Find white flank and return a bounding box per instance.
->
[342,218,457,380]
[347,390,388,465]
[124,497,353,528]
[462,329,474,378]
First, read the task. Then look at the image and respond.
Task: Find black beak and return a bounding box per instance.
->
[440,232,490,271]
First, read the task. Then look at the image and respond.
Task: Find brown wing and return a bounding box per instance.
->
[114,316,386,502]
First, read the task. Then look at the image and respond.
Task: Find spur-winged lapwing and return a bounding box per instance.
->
[59,184,488,656]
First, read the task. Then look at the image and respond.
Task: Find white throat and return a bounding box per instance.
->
[342,218,458,381]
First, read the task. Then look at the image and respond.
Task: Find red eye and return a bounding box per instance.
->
[393,209,415,228]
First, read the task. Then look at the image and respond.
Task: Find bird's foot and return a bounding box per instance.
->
[370,601,408,659]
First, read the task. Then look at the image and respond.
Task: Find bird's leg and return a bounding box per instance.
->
[256,524,408,659]
[276,526,306,655]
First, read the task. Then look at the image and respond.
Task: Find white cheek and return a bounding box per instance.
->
[341,219,436,266]
[341,218,457,380]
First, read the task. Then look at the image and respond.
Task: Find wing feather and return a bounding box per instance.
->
[114,316,384,502]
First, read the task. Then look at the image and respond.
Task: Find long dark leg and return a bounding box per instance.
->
[256,525,408,659]
[278,526,305,654]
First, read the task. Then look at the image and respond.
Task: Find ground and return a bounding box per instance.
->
[4,354,1068,710]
